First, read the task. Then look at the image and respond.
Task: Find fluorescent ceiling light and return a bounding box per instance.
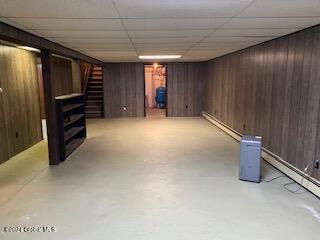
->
[18,46,40,52]
[139,55,181,59]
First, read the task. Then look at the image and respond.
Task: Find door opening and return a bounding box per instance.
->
[144,64,167,118]
[37,57,48,140]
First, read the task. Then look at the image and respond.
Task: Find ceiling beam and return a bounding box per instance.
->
[0,21,104,65]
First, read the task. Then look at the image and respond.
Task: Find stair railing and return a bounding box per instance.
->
[81,63,92,93]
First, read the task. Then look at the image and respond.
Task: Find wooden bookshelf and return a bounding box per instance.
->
[55,94,86,161]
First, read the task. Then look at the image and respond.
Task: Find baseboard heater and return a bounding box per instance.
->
[202,111,320,198]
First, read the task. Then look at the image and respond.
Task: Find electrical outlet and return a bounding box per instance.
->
[314,160,320,169]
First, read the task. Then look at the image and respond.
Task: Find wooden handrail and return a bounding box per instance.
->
[80,62,92,93]
[83,65,92,93]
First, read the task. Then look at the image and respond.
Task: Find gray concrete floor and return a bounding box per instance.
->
[0,118,319,240]
[146,107,166,118]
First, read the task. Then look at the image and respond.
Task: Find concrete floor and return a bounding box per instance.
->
[0,118,319,240]
[146,108,166,118]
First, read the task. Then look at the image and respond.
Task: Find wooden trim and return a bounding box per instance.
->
[0,22,103,65]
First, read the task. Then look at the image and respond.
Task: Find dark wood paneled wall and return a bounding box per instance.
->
[103,62,205,118]
[104,63,144,117]
[0,56,9,163]
[71,59,81,93]
[204,25,320,181]
[0,44,42,162]
[167,62,205,117]
[52,56,74,97]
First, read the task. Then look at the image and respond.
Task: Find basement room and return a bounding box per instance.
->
[0,1,319,240]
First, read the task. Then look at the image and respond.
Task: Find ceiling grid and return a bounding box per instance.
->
[0,0,319,62]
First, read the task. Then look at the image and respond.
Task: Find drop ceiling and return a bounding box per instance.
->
[1,0,320,62]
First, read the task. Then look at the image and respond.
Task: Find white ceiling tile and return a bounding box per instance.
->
[87,51,138,57]
[114,0,252,18]
[138,50,184,55]
[211,28,300,37]
[181,56,212,61]
[80,47,135,52]
[183,49,236,59]
[136,47,189,52]
[2,0,319,63]
[8,18,124,30]
[224,17,320,29]
[103,57,139,63]
[0,17,28,29]
[0,0,119,18]
[131,37,202,44]
[65,43,134,49]
[134,43,194,48]
[75,45,134,51]
[238,0,320,17]
[128,30,212,38]
[56,38,132,44]
[36,30,128,38]
[123,18,227,30]
[186,49,237,56]
[203,36,274,42]
[195,42,258,49]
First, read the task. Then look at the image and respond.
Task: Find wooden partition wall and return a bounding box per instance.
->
[204,25,320,181]
[103,62,205,118]
[0,44,42,164]
[52,56,74,96]
[167,62,205,117]
[104,63,144,117]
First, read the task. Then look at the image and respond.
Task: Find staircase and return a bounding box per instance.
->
[85,65,104,118]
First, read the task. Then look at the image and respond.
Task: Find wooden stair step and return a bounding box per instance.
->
[86,104,103,107]
[87,95,103,99]
[86,90,103,94]
[88,85,102,91]
[91,71,102,75]
[86,95,103,98]
[86,100,103,106]
[90,76,103,80]
[87,88,103,92]
[85,65,104,120]
[88,81,102,85]
[87,97,103,102]
[93,66,102,71]
[85,109,103,113]
[86,110,102,113]
[86,105,103,110]
[86,113,103,119]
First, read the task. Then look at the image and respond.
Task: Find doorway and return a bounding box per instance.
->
[36,57,48,140]
[144,64,167,118]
